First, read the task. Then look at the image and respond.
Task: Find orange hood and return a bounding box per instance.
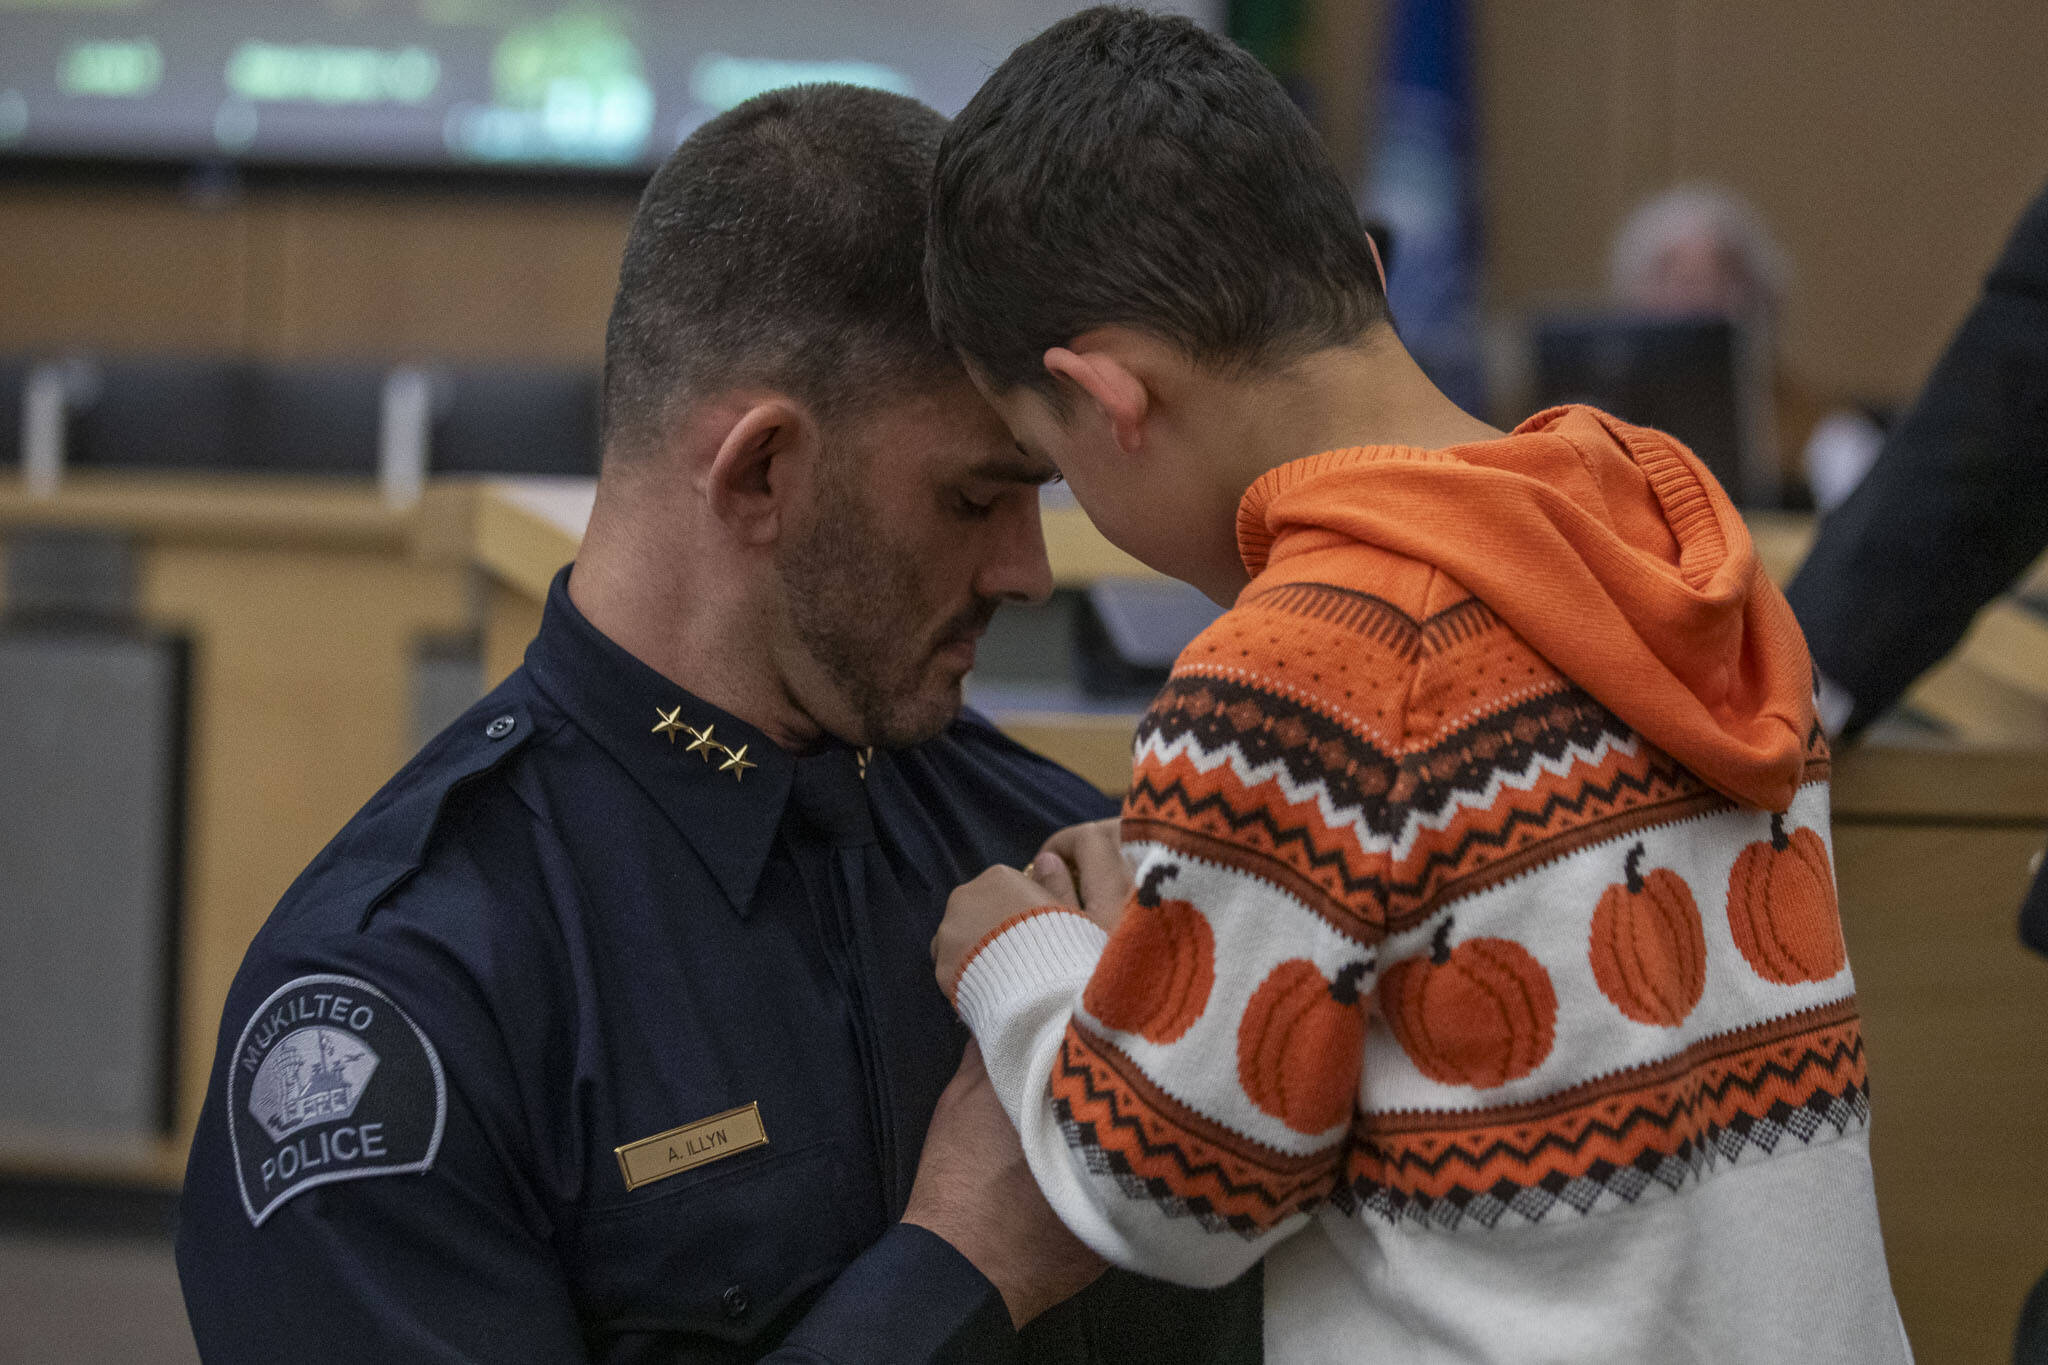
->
[1235,404,1815,811]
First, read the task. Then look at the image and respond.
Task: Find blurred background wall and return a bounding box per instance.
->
[6,0,2047,409]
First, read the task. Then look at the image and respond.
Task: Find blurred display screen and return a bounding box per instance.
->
[0,0,1216,172]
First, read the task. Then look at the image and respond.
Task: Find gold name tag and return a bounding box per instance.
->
[614,1102,769,1192]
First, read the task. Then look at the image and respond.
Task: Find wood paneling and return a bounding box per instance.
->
[1837,822,2048,1365]
[0,187,253,355]
[1302,0,1384,185]
[1662,0,2048,401]
[0,181,632,365]
[1474,0,1633,309]
[243,190,630,363]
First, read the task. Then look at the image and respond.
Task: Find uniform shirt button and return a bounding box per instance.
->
[720,1284,751,1321]
[484,715,517,740]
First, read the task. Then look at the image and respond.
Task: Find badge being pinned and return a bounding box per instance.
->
[227,974,446,1226]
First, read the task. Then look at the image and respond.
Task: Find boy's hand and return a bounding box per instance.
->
[1037,818,1134,933]
[934,860,1080,1000]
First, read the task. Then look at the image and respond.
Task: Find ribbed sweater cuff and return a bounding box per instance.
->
[954,908,1106,1043]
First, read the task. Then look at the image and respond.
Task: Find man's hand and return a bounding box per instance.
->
[902,1044,1106,1328]
[1036,818,1134,933]
[932,863,1078,1000]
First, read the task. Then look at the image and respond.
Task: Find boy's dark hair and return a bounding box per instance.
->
[926,7,1388,402]
[602,84,954,461]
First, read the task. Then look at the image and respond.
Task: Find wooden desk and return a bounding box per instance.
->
[1828,747,2048,1364]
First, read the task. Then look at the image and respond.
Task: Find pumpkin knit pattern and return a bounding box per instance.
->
[954,407,1911,1363]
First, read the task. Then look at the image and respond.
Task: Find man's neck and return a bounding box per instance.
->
[569,491,826,753]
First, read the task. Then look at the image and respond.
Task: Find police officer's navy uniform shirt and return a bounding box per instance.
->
[175,567,1261,1364]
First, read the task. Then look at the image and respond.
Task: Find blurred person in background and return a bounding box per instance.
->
[1611,183,1885,510]
[1610,183,1791,325]
[171,84,1258,1365]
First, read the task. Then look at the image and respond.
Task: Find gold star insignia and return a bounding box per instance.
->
[718,743,756,780]
[652,706,687,741]
[683,724,720,761]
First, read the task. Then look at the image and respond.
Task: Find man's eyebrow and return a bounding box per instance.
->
[963,450,1060,484]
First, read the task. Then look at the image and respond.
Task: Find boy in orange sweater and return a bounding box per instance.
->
[924,9,1910,1362]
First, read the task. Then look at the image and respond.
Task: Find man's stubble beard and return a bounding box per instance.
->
[776,463,994,750]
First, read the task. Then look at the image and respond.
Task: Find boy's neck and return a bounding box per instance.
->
[1203,327,1506,505]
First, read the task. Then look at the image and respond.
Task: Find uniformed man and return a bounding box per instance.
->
[173,86,1261,1362]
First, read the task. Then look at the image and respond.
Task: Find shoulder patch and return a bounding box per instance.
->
[227,974,447,1226]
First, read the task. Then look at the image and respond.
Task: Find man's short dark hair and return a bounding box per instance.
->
[926,7,1387,400]
[602,84,954,460]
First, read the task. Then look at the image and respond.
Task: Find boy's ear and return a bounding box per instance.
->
[1042,346,1149,456]
[1365,233,1388,292]
[703,398,817,545]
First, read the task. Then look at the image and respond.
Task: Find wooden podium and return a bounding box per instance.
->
[0,476,475,1183]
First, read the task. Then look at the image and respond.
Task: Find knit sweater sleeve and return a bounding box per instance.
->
[952,577,1415,1288]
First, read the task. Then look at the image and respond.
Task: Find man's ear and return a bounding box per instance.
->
[703,399,817,546]
[1042,346,1150,456]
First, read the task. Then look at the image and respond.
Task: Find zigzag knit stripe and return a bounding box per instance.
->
[1131,699,1669,860]
[1052,993,1868,1238]
[1134,676,1654,827]
[1349,1000,1867,1202]
[1050,1024,1339,1237]
[1126,747,1730,938]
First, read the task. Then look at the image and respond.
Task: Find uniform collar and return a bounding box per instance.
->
[524,564,833,917]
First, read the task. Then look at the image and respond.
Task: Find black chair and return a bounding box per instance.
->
[430,364,600,476]
[63,357,389,475]
[64,357,249,471]
[0,355,27,468]
[248,362,384,477]
[1529,313,1776,506]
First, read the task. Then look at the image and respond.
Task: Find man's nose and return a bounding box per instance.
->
[975,491,1055,606]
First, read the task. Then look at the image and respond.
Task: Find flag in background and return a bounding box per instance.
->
[1361,0,1486,414]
